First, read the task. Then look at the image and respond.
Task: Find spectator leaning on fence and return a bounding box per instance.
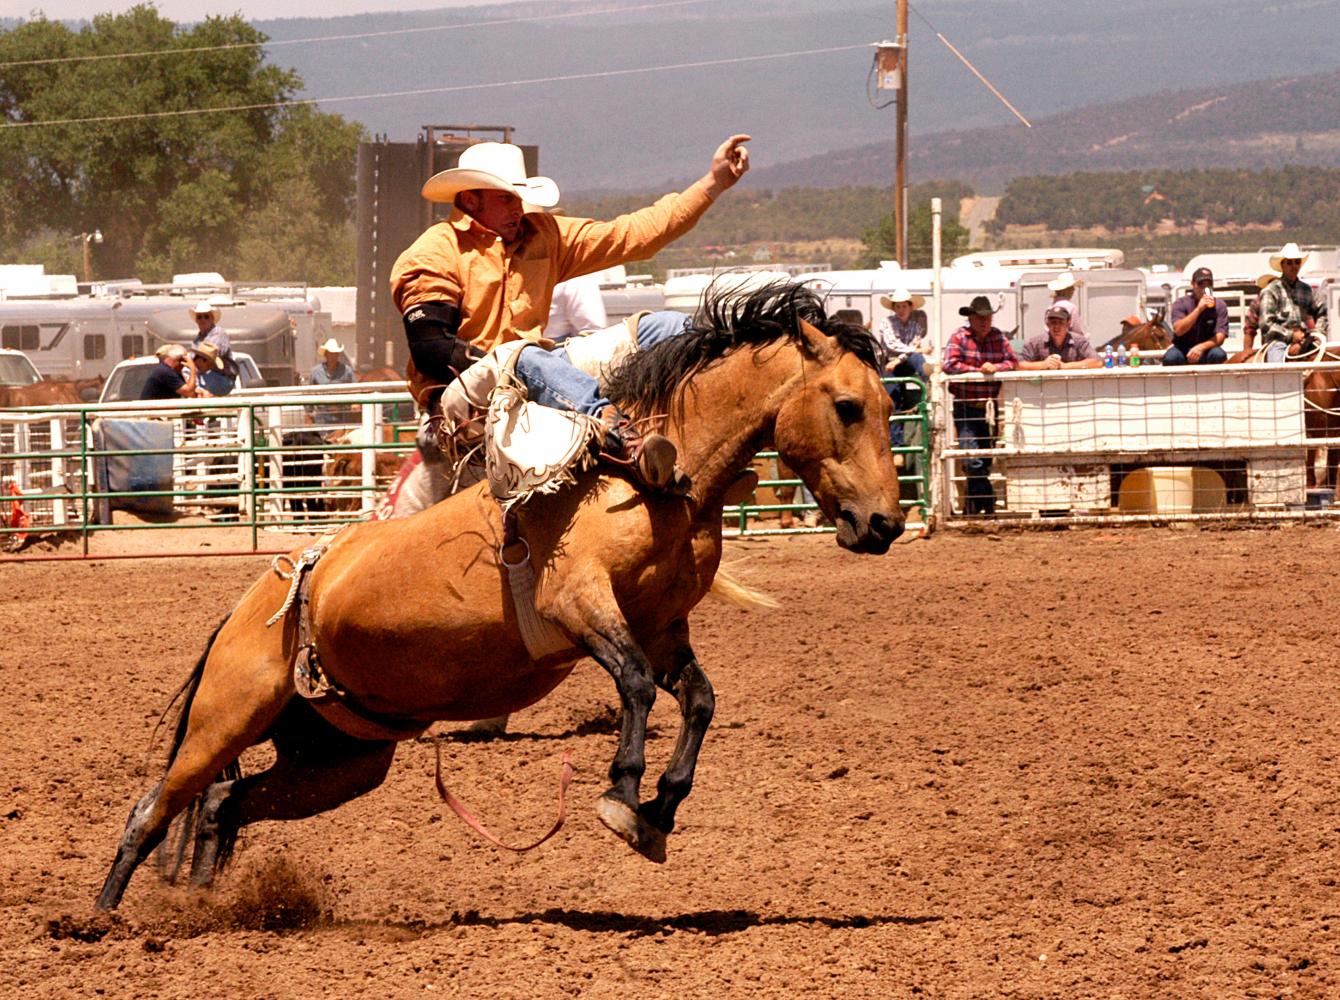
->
[943,295,1017,515]
[1259,243,1328,362]
[139,344,196,400]
[311,339,356,386]
[1165,266,1229,366]
[1017,305,1101,370]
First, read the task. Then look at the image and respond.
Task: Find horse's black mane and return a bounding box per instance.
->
[604,279,882,418]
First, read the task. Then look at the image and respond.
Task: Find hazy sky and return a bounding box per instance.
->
[0,0,520,20]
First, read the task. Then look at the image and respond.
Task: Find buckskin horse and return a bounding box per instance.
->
[95,283,904,909]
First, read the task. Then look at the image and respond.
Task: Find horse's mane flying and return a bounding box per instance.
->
[604,278,881,417]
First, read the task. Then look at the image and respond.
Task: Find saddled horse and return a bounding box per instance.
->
[95,282,903,909]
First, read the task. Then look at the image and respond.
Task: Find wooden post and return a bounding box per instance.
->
[895,0,909,268]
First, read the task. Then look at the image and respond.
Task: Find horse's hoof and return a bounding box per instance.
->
[595,795,667,864]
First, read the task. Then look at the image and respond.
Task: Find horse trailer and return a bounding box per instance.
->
[0,281,334,386]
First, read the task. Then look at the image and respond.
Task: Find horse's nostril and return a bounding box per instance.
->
[871,511,903,543]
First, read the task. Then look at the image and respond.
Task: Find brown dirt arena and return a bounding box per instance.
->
[3,524,1339,998]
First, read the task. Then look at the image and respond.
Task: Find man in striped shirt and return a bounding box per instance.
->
[943,296,1017,515]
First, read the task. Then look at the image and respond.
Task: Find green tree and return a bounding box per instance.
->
[0,6,362,282]
[858,194,971,268]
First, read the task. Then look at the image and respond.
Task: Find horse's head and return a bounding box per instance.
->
[774,319,904,553]
[1119,309,1170,351]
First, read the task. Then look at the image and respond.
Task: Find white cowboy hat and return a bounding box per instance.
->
[421,142,560,209]
[1269,242,1309,271]
[191,341,224,370]
[879,288,925,311]
[1047,272,1078,293]
[191,300,218,317]
[318,338,346,355]
[1256,270,1280,290]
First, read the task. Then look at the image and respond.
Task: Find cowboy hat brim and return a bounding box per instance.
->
[421,168,560,209]
[1269,251,1309,271]
[880,293,926,311]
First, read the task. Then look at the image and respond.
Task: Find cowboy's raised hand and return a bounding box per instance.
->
[708,134,751,192]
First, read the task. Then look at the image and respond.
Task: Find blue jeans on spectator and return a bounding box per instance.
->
[952,399,996,515]
[514,310,692,415]
[885,353,927,447]
[1161,344,1228,366]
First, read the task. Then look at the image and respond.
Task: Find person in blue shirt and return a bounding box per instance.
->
[140,344,196,400]
[311,339,355,387]
[190,342,236,396]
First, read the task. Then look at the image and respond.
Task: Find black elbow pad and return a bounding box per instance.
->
[402,301,482,382]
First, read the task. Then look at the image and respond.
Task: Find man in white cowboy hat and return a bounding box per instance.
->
[1259,242,1328,362]
[311,338,355,387]
[390,133,751,493]
[190,299,231,357]
[1046,272,1086,337]
[874,288,929,379]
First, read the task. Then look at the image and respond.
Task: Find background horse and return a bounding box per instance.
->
[1118,309,1169,354]
[1304,348,1340,490]
[357,366,405,384]
[96,282,903,910]
[0,376,102,408]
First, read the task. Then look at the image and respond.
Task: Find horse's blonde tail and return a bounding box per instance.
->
[708,564,780,612]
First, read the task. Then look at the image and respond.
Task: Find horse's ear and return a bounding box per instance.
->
[797,318,836,360]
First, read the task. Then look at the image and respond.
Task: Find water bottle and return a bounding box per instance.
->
[1129,350,1142,368]
[1117,345,1129,367]
[1103,344,1115,368]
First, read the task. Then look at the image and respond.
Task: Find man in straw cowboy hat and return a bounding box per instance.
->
[1164,266,1228,367]
[311,338,355,387]
[390,134,751,493]
[873,288,929,447]
[1259,242,1328,362]
[942,296,1017,515]
[190,341,235,396]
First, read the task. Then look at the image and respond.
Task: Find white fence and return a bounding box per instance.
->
[934,362,1340,524]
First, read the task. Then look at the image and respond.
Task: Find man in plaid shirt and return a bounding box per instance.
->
[1259,242,1328,362]
[943,296,1017,514]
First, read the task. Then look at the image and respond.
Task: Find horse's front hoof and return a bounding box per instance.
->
[595,795,667,863]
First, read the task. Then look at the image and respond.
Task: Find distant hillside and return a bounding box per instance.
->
[752,69,1340,192]
[254,0,1340,191]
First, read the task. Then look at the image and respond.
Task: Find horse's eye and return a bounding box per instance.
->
[835,398,863,424]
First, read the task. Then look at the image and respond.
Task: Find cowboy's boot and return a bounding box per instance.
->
[596,406,691,495]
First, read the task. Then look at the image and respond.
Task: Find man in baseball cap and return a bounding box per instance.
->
[1165,266,1228,366]
[1017,305,1101,371]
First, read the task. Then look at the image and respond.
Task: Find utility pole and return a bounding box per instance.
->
[874,1,909,267]
[895,0,909,267]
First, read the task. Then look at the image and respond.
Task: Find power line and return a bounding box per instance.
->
[0,42,869,130]
[0,0,713,70]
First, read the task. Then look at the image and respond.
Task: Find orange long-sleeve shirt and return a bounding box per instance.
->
[390,179,717,354]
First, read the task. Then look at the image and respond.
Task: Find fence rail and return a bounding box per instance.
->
[2,379,933,560]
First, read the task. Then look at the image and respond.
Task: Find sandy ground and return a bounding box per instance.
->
[3,525,1340,998]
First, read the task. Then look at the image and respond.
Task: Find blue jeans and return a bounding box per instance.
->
[1161,345,1227,366]
[1264,340,1288,363]
[514,310,692,415]
[952,400,996,514]
[885,353,927,446]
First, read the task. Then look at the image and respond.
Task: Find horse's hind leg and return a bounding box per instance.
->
[639,621,715,839]
[187,699,396,887]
